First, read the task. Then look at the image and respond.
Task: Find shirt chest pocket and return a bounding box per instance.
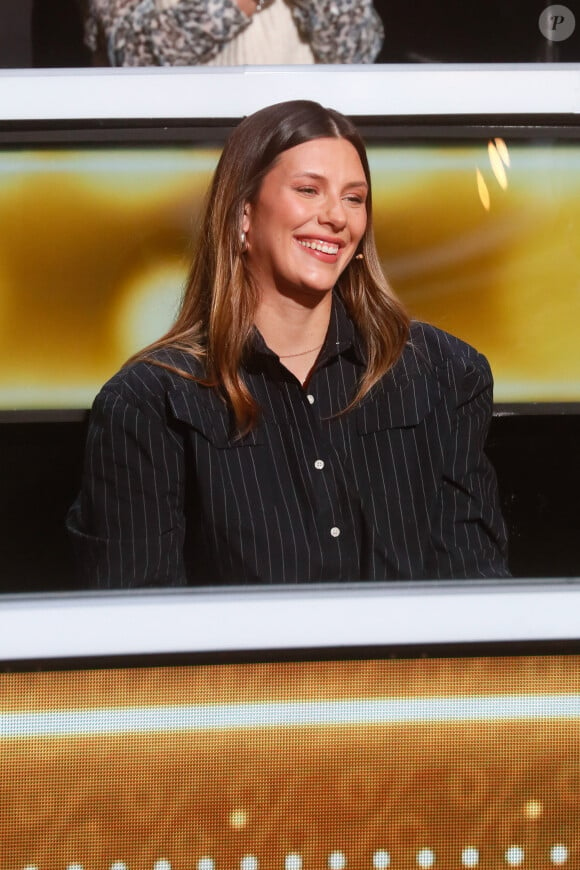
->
[167,389,271,527]
[356,368,448,435]
[168,389,262,448]
[355,371,450,509]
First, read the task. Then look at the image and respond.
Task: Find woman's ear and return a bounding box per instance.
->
[242,203,251,234]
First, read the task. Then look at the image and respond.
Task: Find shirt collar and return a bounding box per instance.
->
[247,291,366,368]
[317,291,366,367]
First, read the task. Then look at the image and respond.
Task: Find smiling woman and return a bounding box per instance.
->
[245,137,368,384]
[66,100,509,587]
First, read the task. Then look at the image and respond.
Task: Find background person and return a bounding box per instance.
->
[67,100,509,586]
[82,0,384,66]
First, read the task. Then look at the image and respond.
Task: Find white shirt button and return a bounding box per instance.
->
[306,394,315,405]
[314,459,325,470]
[330,526,341,538]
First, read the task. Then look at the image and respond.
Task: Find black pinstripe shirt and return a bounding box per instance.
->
[67,297,509,586]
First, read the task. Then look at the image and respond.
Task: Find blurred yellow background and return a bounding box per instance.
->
[0,142,578,409]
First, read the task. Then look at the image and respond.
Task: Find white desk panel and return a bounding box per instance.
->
[0,580,578,661]
[1,65,580,121]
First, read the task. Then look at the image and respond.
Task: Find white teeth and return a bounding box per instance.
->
[298,239,339,255]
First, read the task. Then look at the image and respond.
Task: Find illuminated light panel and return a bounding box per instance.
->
[417,848,435,868]
[505,846,525,866]
[550,845,568,865]
[3,694,580,739]
[17,853,577,870]
[461,847,479,867]
[328,851,346,870]
[524,799,543,819]
[230,809,249,829]
[4,141,580,407]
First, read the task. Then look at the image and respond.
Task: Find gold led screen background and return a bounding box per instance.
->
[1,655,580,869]
[1,141,579,409]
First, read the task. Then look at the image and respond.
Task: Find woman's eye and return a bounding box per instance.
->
[297,186,318,195]
[345,194,365,205]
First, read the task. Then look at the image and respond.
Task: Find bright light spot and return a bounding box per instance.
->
[550,845,568,865]
[114,261,185,356]
[488,141,508,190]
[328,851,346,870]
[110,864,129,870]
[461,847,479,867]
[524,799,543,819]
[476,168,490,211]
[154,861,171,870]
[417,848,435,868]
[285,854,302,870]
[373,850,390,869]
[505,846,524,866]
[241,855,258,870]
[198,859,215,870]
[494,137,511,167]
[66,865,84,870]
[230,809,249,829]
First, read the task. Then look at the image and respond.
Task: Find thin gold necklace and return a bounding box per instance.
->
[278,343,324,359]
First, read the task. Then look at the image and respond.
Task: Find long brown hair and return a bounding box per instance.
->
[135,100,409,432]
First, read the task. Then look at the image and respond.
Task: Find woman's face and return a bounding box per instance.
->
[242,137,368,306]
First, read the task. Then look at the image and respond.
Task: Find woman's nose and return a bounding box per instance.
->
[319,195,346,228]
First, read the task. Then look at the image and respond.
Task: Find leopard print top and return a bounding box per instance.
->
[85,0,384,65]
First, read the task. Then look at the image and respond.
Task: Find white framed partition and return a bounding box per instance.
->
[1,63,580,121]
[0,580,579,662]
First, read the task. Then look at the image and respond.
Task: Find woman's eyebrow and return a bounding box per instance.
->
[291,171,368,188]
